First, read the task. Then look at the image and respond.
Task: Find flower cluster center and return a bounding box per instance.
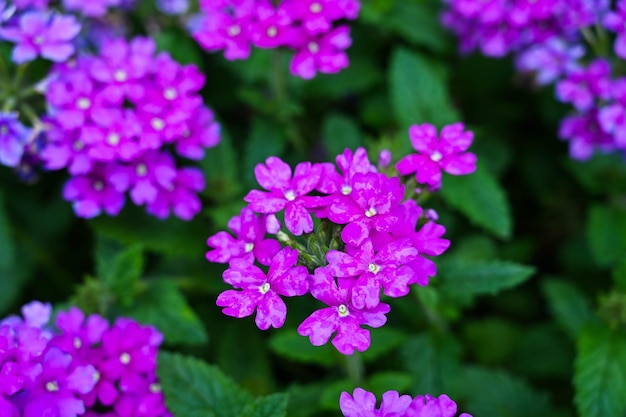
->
[107,133,121,146]
[151,117,165,131]
[267,26,278,37]
[430,151,443,162]
[365,207,377,217]
[93,181,104,191]
[73,337,82,349]
[310,2,323,13]
[228,25,241,37]
[46,381,59,392]
[164,88,177,100]
[368,263,380,274]
[114,69,127,82]
[77,97,91,110]
[136,163,148,176]
[308,42,319,53]
[245,242,254,253]
[284,190,296,201]
[260,282,271,294]
[337,304,349,317]
[119,352,131,365]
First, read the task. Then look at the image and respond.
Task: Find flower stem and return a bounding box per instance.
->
[344,351,364,384]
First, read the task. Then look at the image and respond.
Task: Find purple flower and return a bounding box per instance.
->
[206,207,281,266]
[0,11,81,63]
[217,247,310,330]
[145,167,206,221]
[156,0,189,15]
[555,59,612,111]
[281,0,344,34]
[290,25,351,79]
[559,109,616,160]
[598,77,626,148]
[297,267,390,355]
[0,112,31,168]
[62,163,127,218]
[340,388,412,417]
[396,123,477,189]
[408,394,473,417]
[244,156,322,235]
[61,0,121,17]
[250,2,301,49]
[326,238,418,308]
[327,172,405,246]
[604,0,626,59]
[515,37,584,85]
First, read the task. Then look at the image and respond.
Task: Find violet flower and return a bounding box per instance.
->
[290,25,351,79]
[217,247,310,330]
[0,112,31,168]
[396,123,477,190]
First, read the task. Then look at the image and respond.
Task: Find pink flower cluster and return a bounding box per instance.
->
[41,36,220,220]
[0,301,169,417]
[191,0,360,79]
[206,123,476,355]
[340,388,472,417]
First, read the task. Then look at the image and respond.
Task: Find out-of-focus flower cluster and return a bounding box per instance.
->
[0,1,221,220]
[41,36,219,220]
[441,0,626,161]
[0,301,170,417]
[339,388,472,417]
[191,0,360,79]
[206,122,476,355]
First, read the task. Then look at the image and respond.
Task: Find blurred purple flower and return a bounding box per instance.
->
[0,112,31,168]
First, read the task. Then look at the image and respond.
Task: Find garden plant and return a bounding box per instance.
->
[0,0,625,417]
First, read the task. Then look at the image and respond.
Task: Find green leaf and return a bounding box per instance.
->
[612,257,626,291]
[94,236,143,307]
[158,352,252,417]
[361,328,408,362]
[389,47,459,134]
[320,379,356,410]
[321,113,363,159]
[587,204,626,267]
[541,279,593,340]
[154,29,203,68]
[401,332,461,394]
[366,372,412,395]
[268,331,338,367]
[458,366,555,417]
[438,259,535,297]
[0,190,19,315]
[244,118,287,189]
[238,393,288,417]
[440,163,512,239]
[200,127,242,200]
[122,279,207,345]
[574,323,626,417]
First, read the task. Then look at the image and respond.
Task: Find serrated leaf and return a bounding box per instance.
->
[244,118,287,189]
[321,113,363,159]
[440,163,512,239]
[268,331,338,367]
[587,205,626,267]
[238,393,288,417]
[541,279,593,340]
[458,366,555,417]
[158,352,252,417]
[574,323,626,417]
[389,48,458,135]
[438,259,535,297]
[401,332,461,394]
[122,279,207,345]
[94,236,143,307]
[0,190,19,315]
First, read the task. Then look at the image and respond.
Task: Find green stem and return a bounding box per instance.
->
[344,352,364,385]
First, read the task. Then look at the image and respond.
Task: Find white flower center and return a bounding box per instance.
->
[33,35,44,45]
[337,304,349,317]
[341,185,352,195]
[310,2,322,13]
[308,41,319,53]
[107,133,120,146]
[227,25,241,36]
[119,352,131,364]
[365,207,377,217]
[136,163,147,176]
[164,88,177,100]
[114,69,127,82]
[368,263,380,274]
[149,383,161,393]
[93,181,104,191]
[93,371,100,382]
[430,151,443,162]
[77,97,91,110]
[46,381,59,392]
[73,337,82,349]
[245,242,254,253]
[284,190,296,201]
[260,282,271,294]
[267,26,278,37]
[151,117,165,131]
[73,140,84,151]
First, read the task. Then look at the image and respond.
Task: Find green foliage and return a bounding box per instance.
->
[158,352,253,417]
[542,279,594,340]
[269,331,338,367]
[122,279,208,345]
[94,237,143,307]
[440,163,512,239]
[0,190,19,315]
[587,204,626,267]
[574,323,626,417]
[321,113,363,158]
[389,48,459,137]
[458,366,556,417]
[238,393,288,417]
[437,259,535,297]
[244,118,288,189]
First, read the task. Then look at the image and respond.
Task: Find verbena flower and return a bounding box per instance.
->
[0,112,31,168]
[396,123,476,190]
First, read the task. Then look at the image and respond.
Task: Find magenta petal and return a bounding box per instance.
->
[441,153,477,175]
[284,202,314,235]
[326,250,362,277]
[255,292,286,330]
[341,221,370,246]
[255,156,292,191]
[332,320,370,354]
[351,274,380,309]
[340,388,377,417]
[268,247,298,278]
[297,307,337,346]
[273,265,309,296]
[244,190,287,213]
[216,289,260,318]
[41,43,75,62]
[254,238,281,266]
